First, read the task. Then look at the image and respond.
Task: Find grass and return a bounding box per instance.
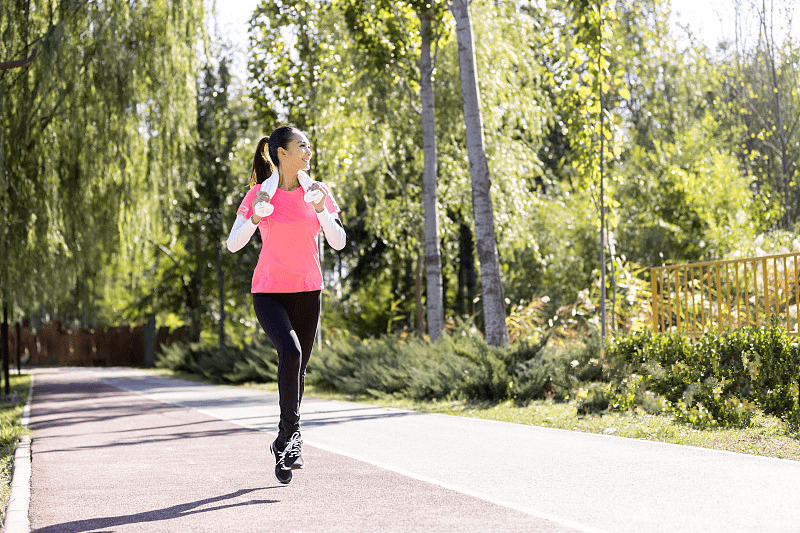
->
[0,373,31,526]
[151,369,800,461]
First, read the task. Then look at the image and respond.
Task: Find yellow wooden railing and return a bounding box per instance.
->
[651,252,800,337]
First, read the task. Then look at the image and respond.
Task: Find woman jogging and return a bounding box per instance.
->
[226,125,346,484]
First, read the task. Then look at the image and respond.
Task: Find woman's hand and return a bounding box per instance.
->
[251,191,271,224]
[307,183,327,213]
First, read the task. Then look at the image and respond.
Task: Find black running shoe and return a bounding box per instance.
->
[283,431,304,470]
[270,439,292,484]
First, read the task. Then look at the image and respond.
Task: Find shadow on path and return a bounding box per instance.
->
[100,375,428,430]
[31,488,281,533]
[31,380,175,431]
[32,425,256,454]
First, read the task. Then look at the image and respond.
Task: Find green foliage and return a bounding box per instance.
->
[746,323,799,417]
[723,1,800,230]
[160,321,607,406]
[5,0,798,353]
[576,383,611,415]
[308,328,498,400]
[309,324,606,403]
[604,323,800,428]
[155,338,278,384]
[0,374,31,526]
[513,330,604,401]
[1,0,205,324]
[140,52,255,342]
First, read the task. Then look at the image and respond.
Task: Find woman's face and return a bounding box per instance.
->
[279,132,312,173]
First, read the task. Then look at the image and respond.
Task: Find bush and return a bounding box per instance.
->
[512,329,604,402]
[309,332,508,401]
[155,337,278,384]
[576,383,610,415]
[155,324,608,406]
[310,326,608,404]
[603,321,800,427]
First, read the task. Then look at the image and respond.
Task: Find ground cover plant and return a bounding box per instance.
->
[155,322,604,404]
[0,374,31,525]
[155,320,800,460]
[157,337,278,384]
[156,321,800,429]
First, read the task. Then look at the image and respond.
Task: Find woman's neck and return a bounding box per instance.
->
[278,168,300,191]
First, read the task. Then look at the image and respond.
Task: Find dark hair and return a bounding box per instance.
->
[249,125,303,187]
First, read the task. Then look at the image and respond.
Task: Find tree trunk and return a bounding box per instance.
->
[457,222,477,317]
[450,0,508,346]
[190,235,204,342]
[415,248,425,337]
[217,238,225,358]
[2,302,9,395]
[419,11,444,341]
[15,321,21,375]
[0,49,37,70]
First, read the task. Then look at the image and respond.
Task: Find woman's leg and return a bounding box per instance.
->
[252,293,303,445]
[283,291,321,405]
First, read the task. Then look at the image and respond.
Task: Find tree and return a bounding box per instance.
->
[339,0,448,339]
[130,46,260,349]
[1,1,205,328]
[0,48,36,70]
[729,0,800,230]
[448,0,508,346]
[418,4,446,341]
[192,56,245,350]
[249,0,449,337]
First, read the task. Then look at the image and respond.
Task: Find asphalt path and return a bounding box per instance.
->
[23,367,800,532]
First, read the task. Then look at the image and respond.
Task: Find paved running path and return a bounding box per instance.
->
[25,367,800,532]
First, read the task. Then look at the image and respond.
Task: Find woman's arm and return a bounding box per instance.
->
[316,210,347,250]
[226,214,258,252]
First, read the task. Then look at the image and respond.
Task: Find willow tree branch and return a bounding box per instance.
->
[0,49,37,71]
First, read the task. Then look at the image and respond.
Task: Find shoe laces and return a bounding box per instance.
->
[283,431,303,459]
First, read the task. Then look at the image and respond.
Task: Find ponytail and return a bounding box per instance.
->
[249,136,274,187]
[248,125,303,188]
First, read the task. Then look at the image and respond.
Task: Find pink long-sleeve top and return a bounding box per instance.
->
[226,182,345,293]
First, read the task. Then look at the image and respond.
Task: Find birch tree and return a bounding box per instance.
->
[418,5,445,340]
[730,0,800,229]
[448,0,508,346]
[333,0,448,339]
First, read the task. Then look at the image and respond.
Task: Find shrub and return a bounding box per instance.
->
[155,337,278,384]
[309,332,508,401]
[603,321,799,427]
[310,326,607,403]
[155,324,608,406]
[576,383,610,415]
[747,322,799,419]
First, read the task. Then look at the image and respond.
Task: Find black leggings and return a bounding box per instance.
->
[253,291,321,444]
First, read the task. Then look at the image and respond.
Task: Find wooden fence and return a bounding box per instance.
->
[651,252,800,337]
[6,321,194,367]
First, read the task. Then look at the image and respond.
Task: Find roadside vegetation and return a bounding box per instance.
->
[0,374,31,526]
[154,319,800,461]
[156,368,800,462]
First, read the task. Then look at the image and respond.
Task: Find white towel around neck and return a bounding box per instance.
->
[254,170,324,218]
[261,169,322,202]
